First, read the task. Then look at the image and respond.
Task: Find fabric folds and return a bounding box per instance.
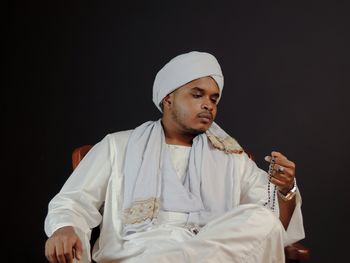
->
[122,120,243,235]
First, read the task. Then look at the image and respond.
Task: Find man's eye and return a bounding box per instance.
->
[192,94,201,98]
[211,98,218,103]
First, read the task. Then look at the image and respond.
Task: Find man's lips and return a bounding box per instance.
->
[198,112,213,123]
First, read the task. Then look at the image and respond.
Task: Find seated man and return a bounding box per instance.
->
[44,51,305,263]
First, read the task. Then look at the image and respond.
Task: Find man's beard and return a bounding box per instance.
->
[171,110,207,135]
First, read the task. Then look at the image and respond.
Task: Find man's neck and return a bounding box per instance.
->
[161,120,195,146]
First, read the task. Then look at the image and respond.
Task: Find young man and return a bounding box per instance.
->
[45,51,305,263]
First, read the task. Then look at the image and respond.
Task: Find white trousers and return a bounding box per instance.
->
[102,204,286,263]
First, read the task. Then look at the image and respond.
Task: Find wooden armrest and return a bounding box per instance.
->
[285,242,310,261]
[72,145,93,170]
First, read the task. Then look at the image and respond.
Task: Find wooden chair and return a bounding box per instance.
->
[72,145,310,262]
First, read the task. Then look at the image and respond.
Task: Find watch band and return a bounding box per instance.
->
[277,178,297,201]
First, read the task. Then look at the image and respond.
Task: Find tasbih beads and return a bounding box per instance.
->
[263,157,277,211]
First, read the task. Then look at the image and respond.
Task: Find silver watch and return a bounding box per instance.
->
[277,178,297,201]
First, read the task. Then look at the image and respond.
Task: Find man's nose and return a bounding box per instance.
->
[202,100,214,111]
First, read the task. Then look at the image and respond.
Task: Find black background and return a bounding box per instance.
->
[6,1,350,262]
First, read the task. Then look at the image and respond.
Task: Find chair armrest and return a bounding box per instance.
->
[285,242,310,261]
[72,145,93,170]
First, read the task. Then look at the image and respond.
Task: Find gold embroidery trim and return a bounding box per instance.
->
[206,133,244,154]
[123,197,160,224]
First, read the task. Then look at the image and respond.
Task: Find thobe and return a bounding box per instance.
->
[45,130,305,263]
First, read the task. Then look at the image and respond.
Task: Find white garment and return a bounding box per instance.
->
[122,120,244,235]
[156,145,191,228]
[44,130,305,263]
[119,204,286,263]
[166,144,191,182]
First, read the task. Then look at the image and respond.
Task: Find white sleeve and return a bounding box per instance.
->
[238,153,305,245]
[239,153,270,206]
[44,134,115,260]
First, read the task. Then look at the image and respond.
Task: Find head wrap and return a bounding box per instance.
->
[152,51,224,112]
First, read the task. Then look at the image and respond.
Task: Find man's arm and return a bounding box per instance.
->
[44,135,115,262]
[278,194,296,229]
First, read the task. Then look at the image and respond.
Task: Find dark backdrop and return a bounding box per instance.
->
[6,1,350,262]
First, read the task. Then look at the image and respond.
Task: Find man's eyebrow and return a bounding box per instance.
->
[191,87,204,93]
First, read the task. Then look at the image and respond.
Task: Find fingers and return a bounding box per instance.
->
[45,239,58,263]
[45,229,81,263]
[74,236,83,260]
[264,151,296,192]
[265,152,295,171]
[265,151,295,169]
[272,164,294,184]
[63,241,74,263]
[45,241,74,263]
[270,176,285,187]
[55,242,68,263]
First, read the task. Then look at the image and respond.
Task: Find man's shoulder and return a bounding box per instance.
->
[107,129,134,142]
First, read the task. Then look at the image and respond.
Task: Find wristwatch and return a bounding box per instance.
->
[277,178,297,201]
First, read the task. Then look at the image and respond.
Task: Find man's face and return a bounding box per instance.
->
[166,76,220,134]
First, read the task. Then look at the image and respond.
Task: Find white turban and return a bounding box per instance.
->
[152,51,224,112]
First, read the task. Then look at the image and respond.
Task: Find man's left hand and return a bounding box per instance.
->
[265,151,296,195]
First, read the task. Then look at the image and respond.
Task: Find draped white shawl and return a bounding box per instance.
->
[122,120,243,235]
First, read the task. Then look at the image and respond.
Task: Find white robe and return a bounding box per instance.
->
[44,130,305,263]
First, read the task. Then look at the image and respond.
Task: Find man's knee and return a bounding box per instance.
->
[201,204,284,238]
[248,204,285,236]
[228,204,283,233]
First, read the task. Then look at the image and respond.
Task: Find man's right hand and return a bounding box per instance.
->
[45,226,83,263]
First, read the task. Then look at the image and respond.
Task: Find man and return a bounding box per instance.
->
[45,51,305,263]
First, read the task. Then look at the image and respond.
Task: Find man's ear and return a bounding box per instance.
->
[162,94,173,109]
